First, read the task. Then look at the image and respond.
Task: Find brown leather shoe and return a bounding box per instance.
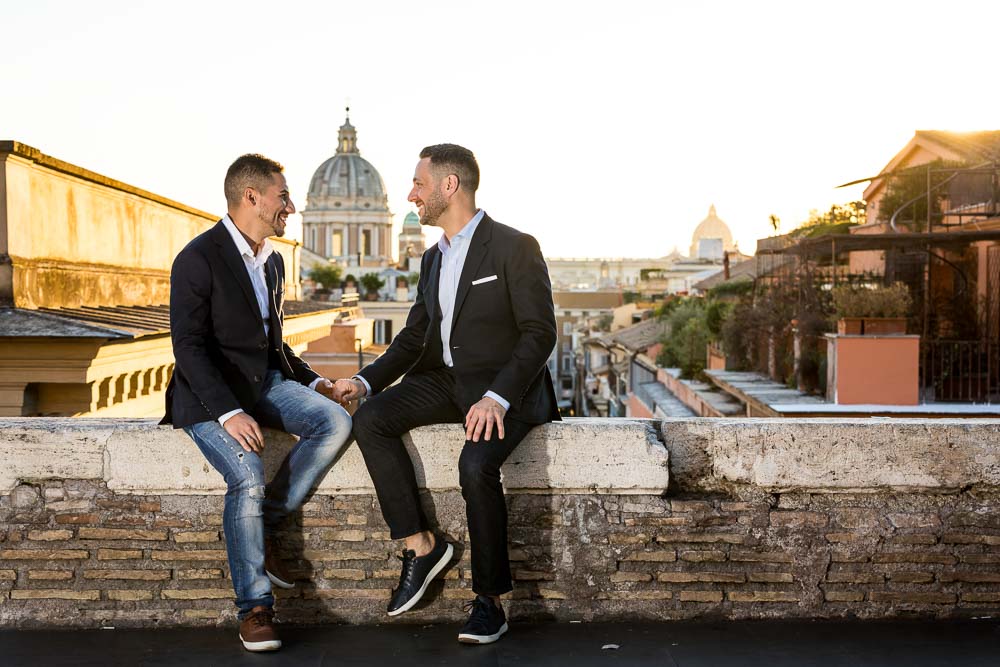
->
[239,606,281,652]
[265,538,295,589]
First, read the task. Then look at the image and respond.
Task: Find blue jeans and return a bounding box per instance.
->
[183,370,352,618]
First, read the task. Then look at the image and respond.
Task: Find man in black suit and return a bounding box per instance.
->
[162,154,352,652]
[335,144,558,644]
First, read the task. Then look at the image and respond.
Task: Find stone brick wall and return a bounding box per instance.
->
[1,417,999,627]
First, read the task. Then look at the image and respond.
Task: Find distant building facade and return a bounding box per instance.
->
[0,141,344,417]
[302,111,394,270]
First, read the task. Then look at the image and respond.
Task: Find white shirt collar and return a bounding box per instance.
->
[437,209,485,253]
[222,214,274,265]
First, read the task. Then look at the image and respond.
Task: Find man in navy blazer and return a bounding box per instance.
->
[163,154,352,652]
[335,144,559,644]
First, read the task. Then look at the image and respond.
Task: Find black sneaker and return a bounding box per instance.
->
[458,595,508,644]
[386,535,454,616]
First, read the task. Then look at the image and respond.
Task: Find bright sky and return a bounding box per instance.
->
[3,1,998,259]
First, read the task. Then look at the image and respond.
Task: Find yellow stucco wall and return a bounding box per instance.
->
[1,141,301,308]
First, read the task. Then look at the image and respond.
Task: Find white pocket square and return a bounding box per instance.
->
[472,275,498,285]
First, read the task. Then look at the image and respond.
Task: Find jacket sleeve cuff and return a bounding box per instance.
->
[352,374,372,396]
[484,391,510,411]
[218,408,243,426]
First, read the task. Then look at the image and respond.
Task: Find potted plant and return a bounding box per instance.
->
[359,274,386,301]
[831,283,911,335]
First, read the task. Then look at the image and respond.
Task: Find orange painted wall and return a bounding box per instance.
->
[628,394,655,418]
[831,336,919,405]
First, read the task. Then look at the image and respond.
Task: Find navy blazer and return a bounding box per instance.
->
[358,214,560,424]
[161,221,319,428]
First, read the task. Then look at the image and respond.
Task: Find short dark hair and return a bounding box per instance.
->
[224,154,284,208]
[419,144,479,193]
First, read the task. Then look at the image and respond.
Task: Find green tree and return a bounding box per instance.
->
[359,274,386,300]
[308,264,342,289]
[791,201,865,238]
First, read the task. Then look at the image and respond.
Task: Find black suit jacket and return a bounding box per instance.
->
[161,220,319,428]
[358,214,560,424]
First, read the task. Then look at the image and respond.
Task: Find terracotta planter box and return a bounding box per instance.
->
[825,334,919,405]
[862,317,907,335]
[837,318,864,335]
[836,317,907,335]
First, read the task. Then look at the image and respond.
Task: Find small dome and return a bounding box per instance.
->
[306,110,389,211]
[402,212,420,227]
[690,204,734,257]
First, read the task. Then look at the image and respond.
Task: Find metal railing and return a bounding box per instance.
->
[921,340,1000,403]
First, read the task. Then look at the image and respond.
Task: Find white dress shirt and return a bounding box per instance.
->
[355,209,508,410]
[218,215,322,426]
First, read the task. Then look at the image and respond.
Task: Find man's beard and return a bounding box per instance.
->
[418,190,447,227]
[258,208,285,237]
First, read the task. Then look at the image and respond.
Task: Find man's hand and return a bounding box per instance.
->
[333,378,367,405]
[314,378,341,403]
[465,396,507,443]
[224,412,265,454]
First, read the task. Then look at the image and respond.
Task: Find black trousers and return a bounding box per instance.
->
[352,367,535,597]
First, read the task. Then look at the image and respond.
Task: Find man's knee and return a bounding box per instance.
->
[458,449,499,491]
[352,399,396,440]
[310,401,352,439]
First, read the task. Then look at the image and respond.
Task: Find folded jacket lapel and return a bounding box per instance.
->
[212,222,264,327]
[451,225,491,334]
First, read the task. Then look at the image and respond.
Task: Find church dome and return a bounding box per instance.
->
[306,111,389,211]
[402,211,420,227]
[690,204,734,258]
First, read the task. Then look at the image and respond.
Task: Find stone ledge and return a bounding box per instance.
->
[4,417,1000,495]
[0,418,669,495]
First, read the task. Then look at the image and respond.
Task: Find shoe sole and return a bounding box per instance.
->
[387,542,454,617]
[240,635,282,652]
[266,569,295,590]
[458,621,509,644]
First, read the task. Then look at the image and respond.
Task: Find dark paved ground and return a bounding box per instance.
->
[2,619,999,666]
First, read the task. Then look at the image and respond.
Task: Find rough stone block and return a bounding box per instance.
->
[161,589,233,600]
[151,550,227,562]
[11,589,100,600]
[619,549,676,564]
[887,513,940,529]
[826,572,884,584]
[962,592,1000,603]
[172,531,220,544]
[941,533,1000,546]
[728,591,798,603]
[609,572,652,583]
[872,553,956,565]
[28,570,73,581]
[0,569,17,581]
[78,528,167,541]
[84,569,170,581]
[27,530,73,542]
[0,549,89,560]
[108,590,154,601]
[176,569,224,580]
[658,572,745,583]
[54,513,98,525]
[679,550,726,562]
[655,533,746,545]
[321,569,366,581]
[889,572,934,583]
[749,572,794,583]
[97,549,143,560]
[770,511,828,529]
[869,592,955,604]
[939,572,1000,583]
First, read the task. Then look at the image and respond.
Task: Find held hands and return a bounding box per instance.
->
[465,396,507,443]
[331,378,367,406]
[314,377,366,407]
[224,412,265,454]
